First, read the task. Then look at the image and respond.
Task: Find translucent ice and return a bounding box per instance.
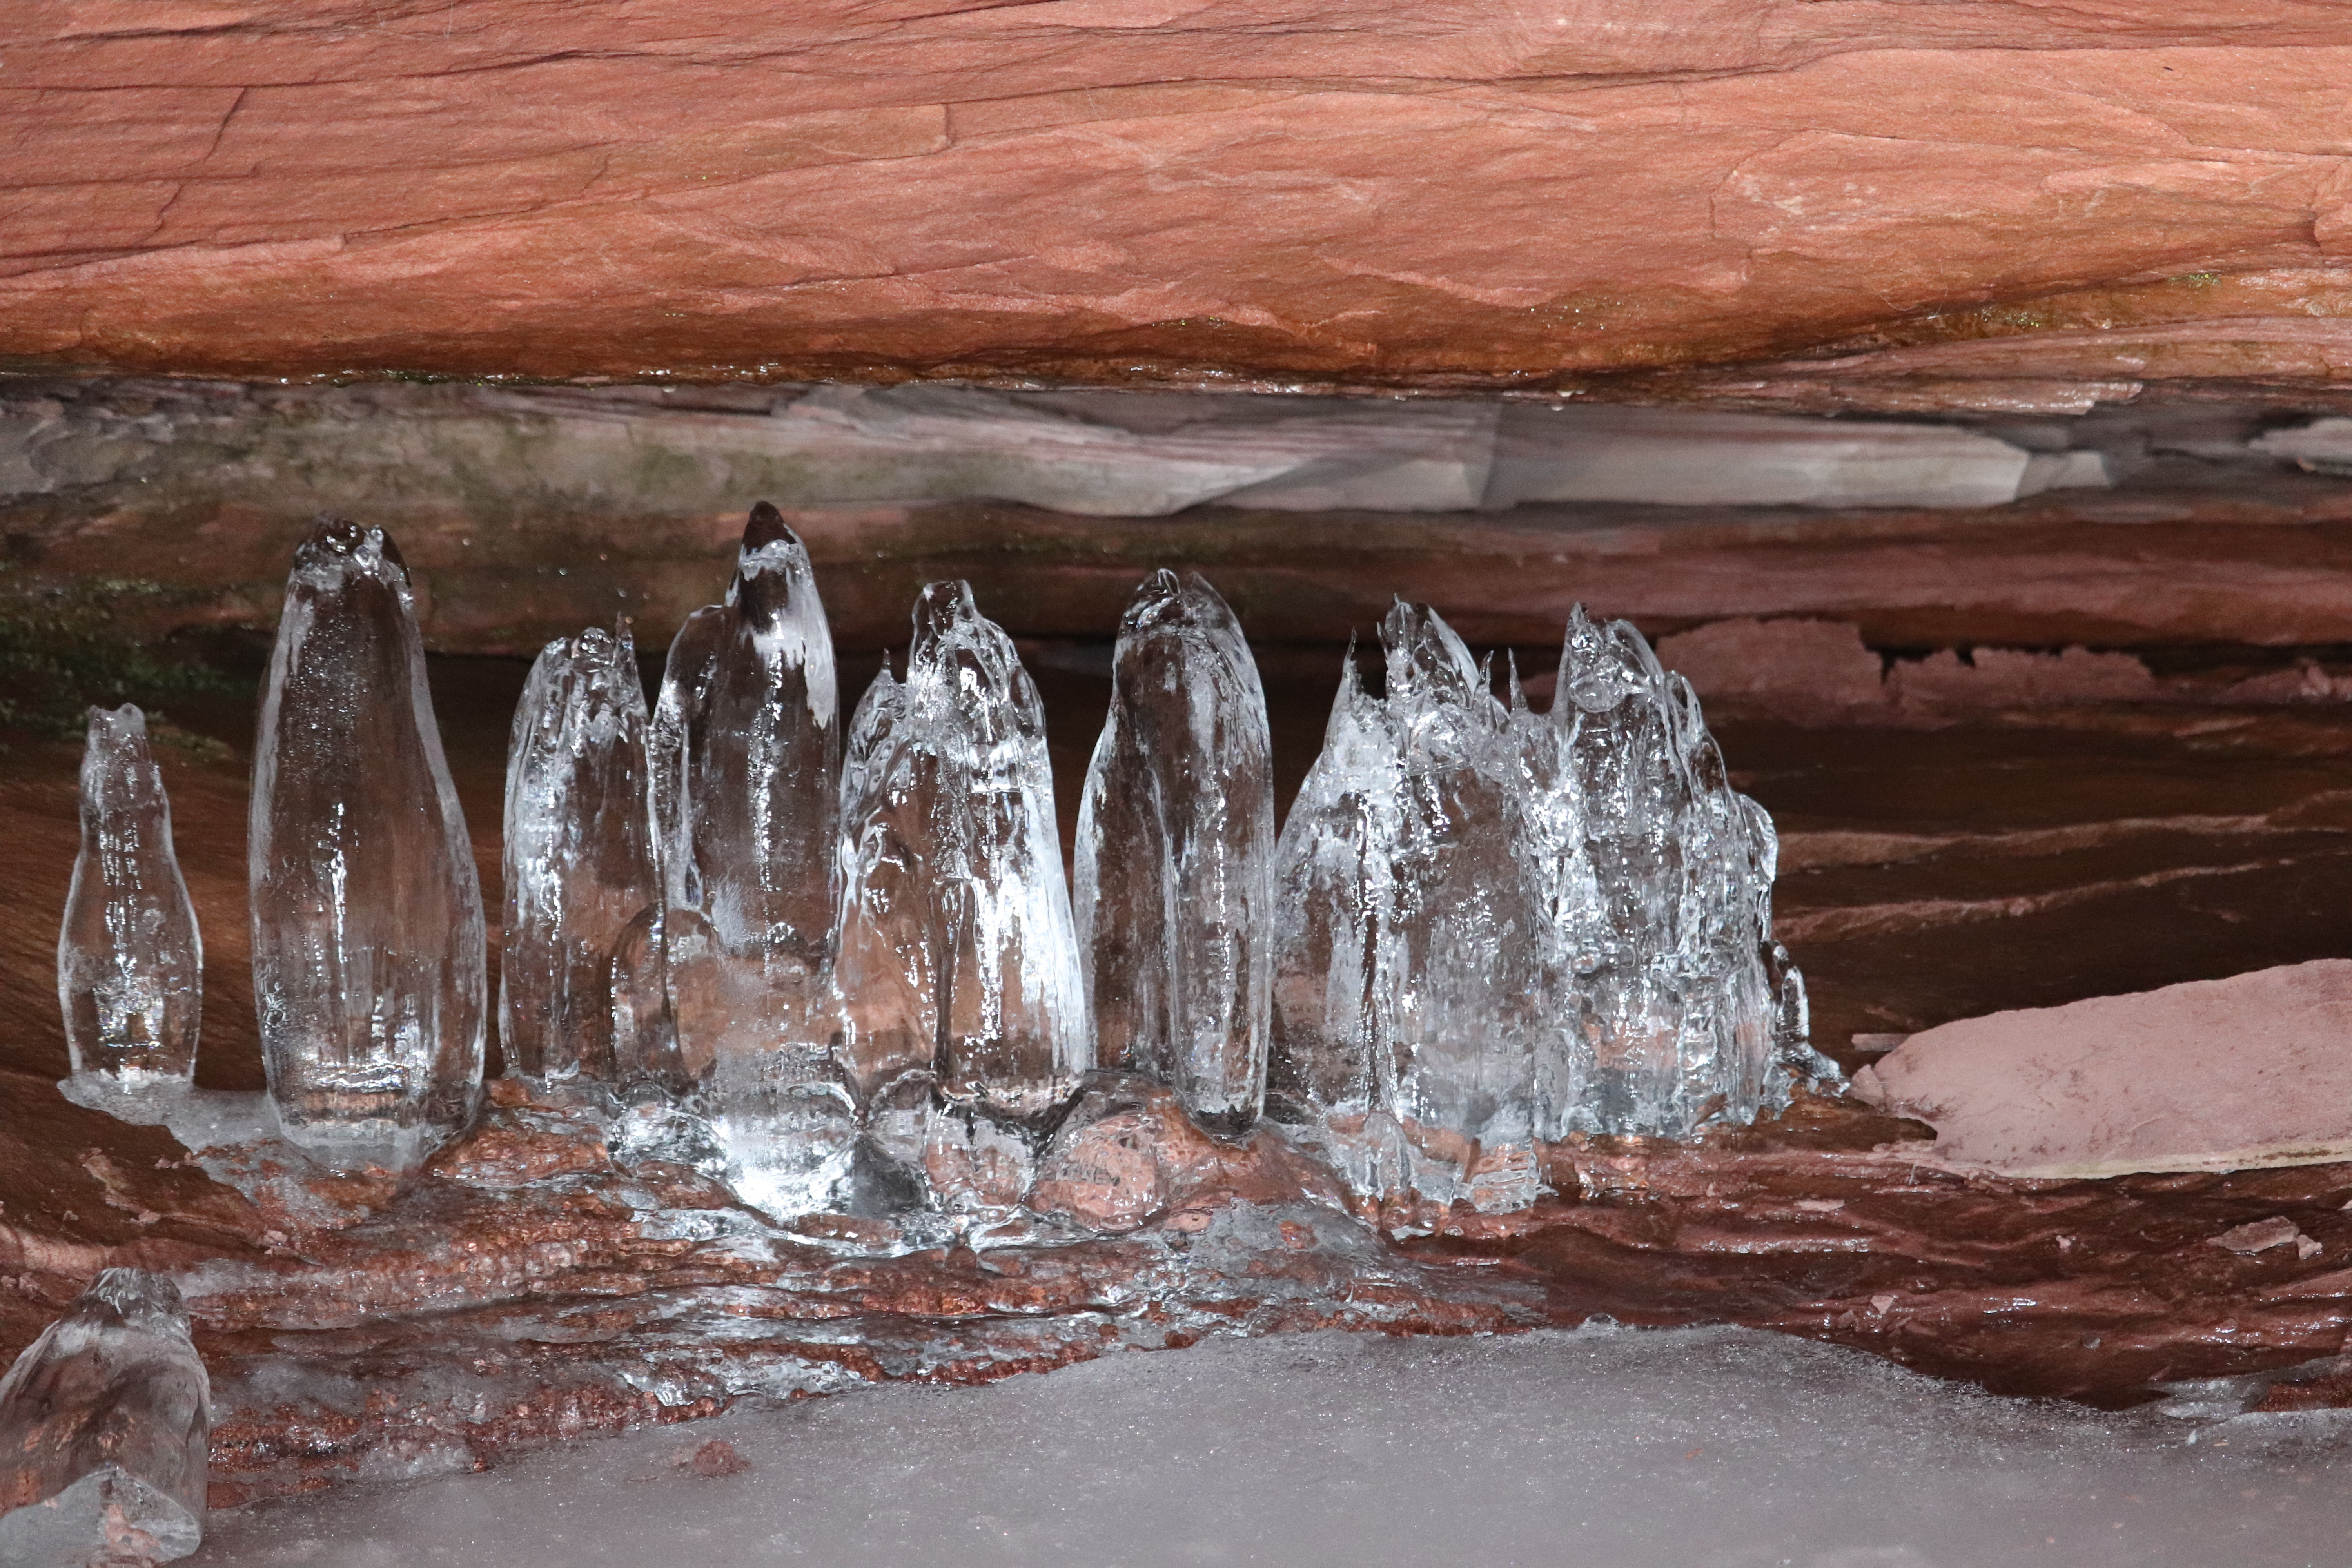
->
[1074,572,1274,1136]
[56,705,202,1091]
[836,582,1089,1145]
[1541,606,1838,1137]
[500,624,662,1081]
[0,1269,209,1568]
[651,502,840,981]
[650,504,850,1217]
[1269,605,1545,1211]
[249,518,486,1172]
[1378,604,1546,1209]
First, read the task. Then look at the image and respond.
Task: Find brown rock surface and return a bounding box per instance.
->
[4,2,2352,396]
[1855,961,2352,1178]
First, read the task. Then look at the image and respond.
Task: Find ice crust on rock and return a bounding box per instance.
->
[191,1325,2352,1568]
[836,581,1090,1178]
[651,505,853,1218]
[1074,571,1275,1137]
[501,624,662,1082]
[249,518,485,1173]
[57,704,201,1092]
[0,1270,209,1568]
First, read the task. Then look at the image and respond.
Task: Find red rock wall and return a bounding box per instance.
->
[5,1,2352,397]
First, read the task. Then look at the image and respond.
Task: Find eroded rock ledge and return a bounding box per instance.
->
[5,0,2352,403]
[36,1076,2352,1509]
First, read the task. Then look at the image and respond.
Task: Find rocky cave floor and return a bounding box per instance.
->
[9,646,2352,1506]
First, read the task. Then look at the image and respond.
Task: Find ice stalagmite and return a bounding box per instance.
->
[1074,571,1274,1136]
[1548,607,1690,1136]
[837,582,1089,1206]
[501,624,662,1082]
[1269,606,1545,1212]
[1267,647,1401,1192]
[57,705,201,1091]
[250,519,485,1172]
[0,1269,209,1568]
[1539,607,1839,1138]
[652,503,852,1216]
[1380,605,1546,1209]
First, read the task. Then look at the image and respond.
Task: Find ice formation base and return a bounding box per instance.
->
[45,1073,2352,1508]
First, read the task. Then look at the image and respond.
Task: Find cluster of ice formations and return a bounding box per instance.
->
[68,503,1833,1218]
[57,705,202,1093]
[0,1270,211,1567]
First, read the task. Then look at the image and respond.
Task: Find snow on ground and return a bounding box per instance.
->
[194,1323,2352,1568]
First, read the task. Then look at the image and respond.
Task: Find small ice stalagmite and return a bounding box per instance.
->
[837,583,1089,1207]
[0,1269,209,1568]
[1548,607,1690,1138]
[1537,607,1840,1137]
[1267,646,1404,1196]
[501,624,662,1082]
[57,705,201,1092]
[652,504,852,1217]
[1074,571,1275,1136]
[655,503,840,976]
[249,518,485,1172]
[1376,603,1546,1210]
[1666,675,1777,1124]
[1269,605,1546,1212]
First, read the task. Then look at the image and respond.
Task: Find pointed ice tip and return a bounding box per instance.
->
[81,1267,188,1333]
[1380,599,1479,705]
[85,703,147,744]
[742,500,792,552]
[1120,566,1201,635]
[912,579,980,653]
[297,515,408,578]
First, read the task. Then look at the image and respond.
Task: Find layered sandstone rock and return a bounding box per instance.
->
[8,379,2352,662]
[4,0,2352,400]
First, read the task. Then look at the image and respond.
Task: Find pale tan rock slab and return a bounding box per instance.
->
[1853,960,2352,1179]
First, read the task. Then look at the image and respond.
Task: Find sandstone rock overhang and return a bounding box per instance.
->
[6,0,2352,405]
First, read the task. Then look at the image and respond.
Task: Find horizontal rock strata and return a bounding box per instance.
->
[9,381,2352,663]
[4,1,2352,398]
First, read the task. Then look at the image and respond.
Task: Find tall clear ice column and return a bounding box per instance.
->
[1549,608,1690,1137]
[1376,603,1544,1210]
[652,503,841,1047]
[57,704,202,1091]
[501,624,662,1081]
[1267,646,1399,1190]
[1074,571,1275,1136]
[837,582,1089,1155]
[652,504,853,1217]
[0,1269,210,1567]
[1268,606,1545,1213]
[249,518,486,1172]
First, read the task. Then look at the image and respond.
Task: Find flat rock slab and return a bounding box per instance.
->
[1856,960,2352,1178]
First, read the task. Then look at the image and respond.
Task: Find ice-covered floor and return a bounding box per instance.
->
[195,1324,2352,1568]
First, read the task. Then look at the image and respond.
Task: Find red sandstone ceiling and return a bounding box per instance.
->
[5,0,2352,403]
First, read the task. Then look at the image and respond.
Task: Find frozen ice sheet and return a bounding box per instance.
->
[194,1324,2352,1568]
